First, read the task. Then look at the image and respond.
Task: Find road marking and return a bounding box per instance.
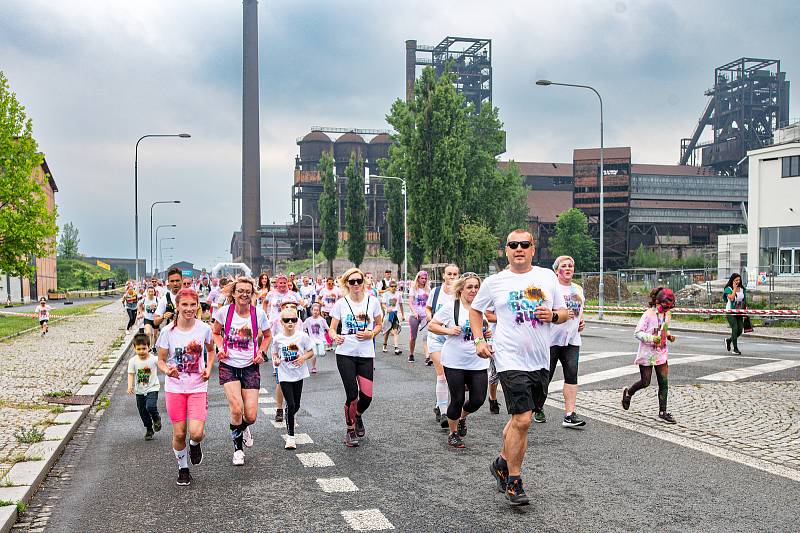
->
[296,452,335,467]
[340,509,394,531]
[258,396,276,404]
[282,433,313,445]
[549,354,728,393]
[579,351,633,362]
[317,477,359,493]
[259,387,269,394]
[270,420,287,428]
[699,360,800,382]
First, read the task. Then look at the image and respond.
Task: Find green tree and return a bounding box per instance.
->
[57,221,80,258]
[344,154,366,267]
[0,71,58,278]
[317,150,338,277]
[378,153,405,278]
[548,208,597,271]
[460,220,499,274]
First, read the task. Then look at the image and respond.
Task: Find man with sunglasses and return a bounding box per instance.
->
[470,230,568,506]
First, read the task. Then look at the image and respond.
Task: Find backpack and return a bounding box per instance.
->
[223,304,260,362]
[430,286,442,314]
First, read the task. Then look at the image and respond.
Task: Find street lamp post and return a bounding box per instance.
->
[535,80,605,319]
[370,175,407,293]
[159,237,175,274]
[134,133,190,283]
[154,224,176,275]
[150,200,181,276]
[298,214,316,279]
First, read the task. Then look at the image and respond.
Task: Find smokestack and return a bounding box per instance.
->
[405,39,417,104]
[242,0,262,272]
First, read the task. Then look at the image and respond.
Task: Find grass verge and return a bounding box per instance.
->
[0,302,107,339]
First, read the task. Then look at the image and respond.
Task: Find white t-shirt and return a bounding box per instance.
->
[267,290,302,319]
[37,305,53,321]
[213,304,270,368]
[303,316,328,345]
[142,297,159,321]
[433,301,489,371]
[154,290,180,322]
[318,287,340,314]
[381,291,401,313]
[331,296,383,358]
[471,267,565,373]
[427,286,454,345]
[272,331,312,383]
[127,355,160,394]
[299,284,316,304]
[197,283,211,304]
[550,282,584,347]
[156,320,213,393]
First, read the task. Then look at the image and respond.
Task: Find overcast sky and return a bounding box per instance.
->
[2,0,797,270]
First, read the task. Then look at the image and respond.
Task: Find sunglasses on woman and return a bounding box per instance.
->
[281,317,298,324]
[506,241,532,250]
[347,278,364,286]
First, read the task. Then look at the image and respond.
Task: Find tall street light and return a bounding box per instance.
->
[134,133,190,283]
[370,175,407,293]
[150,200,180,276]
[160,237,175,273]
[298,214,316,279]
[536,80,605,319]
[155,224,176,275]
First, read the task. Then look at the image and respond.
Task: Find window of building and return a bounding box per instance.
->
[782,155,800,177]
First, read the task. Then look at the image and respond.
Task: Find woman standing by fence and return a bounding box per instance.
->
[723,273,746,355]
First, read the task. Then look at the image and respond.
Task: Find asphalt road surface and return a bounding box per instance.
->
[18,323,800,532]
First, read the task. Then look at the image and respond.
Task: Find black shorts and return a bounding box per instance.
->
[143,318,155,327]
[39,319,48,325]
[498,369,549,415]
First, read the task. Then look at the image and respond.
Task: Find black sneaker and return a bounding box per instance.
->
[658,411,677,424]
[275,408,284,423]
[144,428,154,441]
[562,413,586,428]
[457,418,467,437]
[490,458,508,493]
[425,357,432,366]
[394,347,402,355]
[448,432,465,449]
[344,429,360,447]
[733,349,742,355]
[408,354,415,363]
[440,413,449,429]
[505,478,530,506]
[725,338,731,352]
[189,442,203,465]
[176,468,192,486]
[533,410,546,423]
[489,399,500,415]
[153,417,162,432]
[433,405,441,423]
[621,388,631,410]
[355,416,366,438]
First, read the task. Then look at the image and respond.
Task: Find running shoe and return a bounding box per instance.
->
[176,468,192,486]
[311,367,317,374]
[382,345,388,353]
[448,432,465,449]
[232,449,245,466]
[621,388,631,410]
[243,426,254,448]
[153,417,162,432]
[505,478,530,506]
[144,429,154,441]
[344,429,360,447]
[440,414,450,429]
[725,338,731,352]
[490,457,508,493]
[408,354,415,363]
[533,410,546,423]
[434,405,441,422]
[489,399,500,415]
[189,442,203,465]
[275,408,284,423]
[424,356,432,366]
[562,413,587,428]
[658,411,677,424]
[457,417,467,437]
[284,435,297,450]
[355,416,366,438]
[394,347,402,355]
[733,349,742,355]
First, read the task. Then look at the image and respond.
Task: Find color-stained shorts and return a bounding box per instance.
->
[165,391,208,423]
[498,369,549,415]
[218,362,261,390]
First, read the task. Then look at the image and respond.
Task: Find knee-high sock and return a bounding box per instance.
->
[436,375,449,408]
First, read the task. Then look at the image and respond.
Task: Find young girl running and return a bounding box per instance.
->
[380,280,404,355]
[141,286,159,348]
[622,287,678,424]
[155,288,215,486]
[36,297,53,336]
[272,307,313,449]
[407,271,430,363]
[429,273,489,449]
[330,267,383,447]
[302,303,329,374]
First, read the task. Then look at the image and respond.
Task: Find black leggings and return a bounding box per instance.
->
[443,367,488,421]
[126,308,137,330]
[549,345,580,385]
[279,380,303,436]
[727,316,744,351]
[336,354,374,428]
[627,363,669,411]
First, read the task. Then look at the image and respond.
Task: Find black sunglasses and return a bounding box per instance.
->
[506,241,532,250]
[347,278,364,286]
[281,317,298,324]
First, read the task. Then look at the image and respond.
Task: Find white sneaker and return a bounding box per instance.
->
[243,426,254,448]
[232,449,245,466]
[284,436,297,450]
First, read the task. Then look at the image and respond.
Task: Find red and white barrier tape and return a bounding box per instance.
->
[584,306,800,316]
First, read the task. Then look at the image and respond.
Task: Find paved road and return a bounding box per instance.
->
[4,296,118,313]
[15,325,800,532]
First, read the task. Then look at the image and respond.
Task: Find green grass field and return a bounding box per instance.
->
[0,302,107,339]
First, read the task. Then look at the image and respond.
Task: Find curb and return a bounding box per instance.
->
[0,330,134,533]
[584,319,800,344]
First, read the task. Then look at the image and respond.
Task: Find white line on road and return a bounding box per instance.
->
[549,354,728,393]
[297,452,335,467]
[340,509,394,531]
[699,360,800,382]
[317,477,359,493]
[258,396,276,404]
[579,351,634,362]
[259,387,269,394]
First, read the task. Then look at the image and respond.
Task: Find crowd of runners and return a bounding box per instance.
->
[121,229,681,505]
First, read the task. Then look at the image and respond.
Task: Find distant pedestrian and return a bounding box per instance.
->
[723,273,746,355]
[302,303,329,374]
[122,285,139,330]
[621,287,677,424]
[380,281,404,355]
[407,270,430,363]
[141,286,159,348]
[426,264,460,427]
[35,297,53,336]
[272,307,313,450]
[127,333,162,441]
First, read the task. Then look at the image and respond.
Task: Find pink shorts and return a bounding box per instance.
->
[165,392,208,423]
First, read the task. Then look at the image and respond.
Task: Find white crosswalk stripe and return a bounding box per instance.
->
[699,360,800,382]
[340,509,394,531]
